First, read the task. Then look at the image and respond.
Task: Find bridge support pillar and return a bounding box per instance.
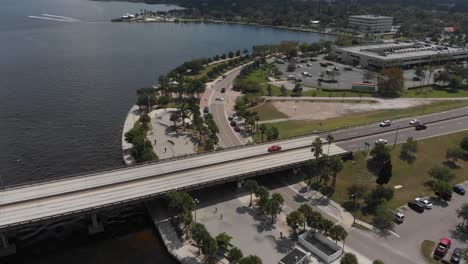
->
[0,233,16,257]
[88,214,104,235]
[237,179,243,189]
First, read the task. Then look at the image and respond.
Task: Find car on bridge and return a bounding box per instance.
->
[375,139,388,145]
[379,120,392,127]
[267,145,282,152]
[415,124,427,130]
[409,119,421,125]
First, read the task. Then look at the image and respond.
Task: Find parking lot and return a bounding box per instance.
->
[390,181,468,263]
[275,56,435,90]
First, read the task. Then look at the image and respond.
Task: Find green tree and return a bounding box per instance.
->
[326,134,334,154]
[446,147,468,164]
[266,126,279,141]
[259,124,267,142]
[376,160,393,185]
[428,166,455,182]
[311,137,323,159]
[449,75,464,89]
[166,191,195,215]
[139,113,151,124]
[239,255,263,264]
[286,211,304,237]
[372,204,394,230]
[329,224,348,247]
[265,193,284,223]
[400,137,418,163]
[370,143,391,171]
[377,68,405,97]
[191,223,209,255]
[341,253,359,264]
[306,211,323,232]
[329,156,344,191]
[202,236,218,259]
[461,137,468,151]
[365,186,394,213]
[318,218,334,236]
[254,186,270,212]
[298,204,314,230]
[457,203,468,230]
[215,232,232,251]
[373,260,384,264]
[245,180,259,207]
[280,85,287,96]
[431,180,452,196]
[267,84,273,96]
[228,247,243,263]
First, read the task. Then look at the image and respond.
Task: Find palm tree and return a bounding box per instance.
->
[286,211,303,239]
[297,204,313,231]
[311,137,323,159]
[170,111,180,129]
[244,180,259,207]
[266,193,284,223]
[333,225,348,248]
[259,124,267,142]
[254,186,269,213]
[329,156,344,192]
[318,218,334,236]
[326,134,334,154]
[306,211,322,232]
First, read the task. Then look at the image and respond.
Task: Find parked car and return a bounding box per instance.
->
[450,247,462,264]
[434,238,451,258]
[228,115,234,121]
[287,75,296,80]
[234,126,240,132]
[343,67,353,71]
[415,124,427,130]
[409,119,421,125]
[295,79,303,83]
[391,210,405,223]
[221,88,226,93]
[415,198,432,209]
[215,97,224,101]
[297,65,304,68]
[453,185,466,195]
[306,63,312,67]
[230,120,237,127]
[375,139,388,145]
[408,200,425,213]
[310,58,318,61]
[203,106,209,113]
[436,191,452,201]
[379,120,392,127]
[267,145,282,152]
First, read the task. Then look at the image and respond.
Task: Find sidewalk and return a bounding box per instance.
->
[121,105,140,165]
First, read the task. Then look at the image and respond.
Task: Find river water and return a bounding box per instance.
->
[0,0,334,262]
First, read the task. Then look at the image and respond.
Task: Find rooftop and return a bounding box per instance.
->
[304,233,340,256]
[336,42,468,60]
[279,248,308,264]
[349,15,392,19]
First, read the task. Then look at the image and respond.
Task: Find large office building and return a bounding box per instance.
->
[331,42,468,69]
[348,15,393,33]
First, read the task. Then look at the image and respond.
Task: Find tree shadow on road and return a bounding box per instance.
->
[274,236,295,254]
[449,225,468,243]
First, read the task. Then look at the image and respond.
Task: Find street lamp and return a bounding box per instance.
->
[194,198,200,222]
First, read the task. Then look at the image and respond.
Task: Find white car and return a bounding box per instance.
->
[306,63,312,67]
[409,119,421,125]
[215,97,224,101]
[375,139,388,145]
[415,198,432,209]
[297,65,304,68]
[379,120,392,127]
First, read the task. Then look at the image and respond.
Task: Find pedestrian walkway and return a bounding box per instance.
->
[147,108,197,159]
[121,105,140,165]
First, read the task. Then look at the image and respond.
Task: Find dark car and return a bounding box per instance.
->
[267,145,282,152]
[295,79,303,83]
[408,201,425,213]
[203,106,209,114]
[436,191,452,201]
[230,120,237,127]
[451,247,462,263]
[221,88,226,93]
[234,126,240,132]
[415,124,427,130]
[453,185,466,195]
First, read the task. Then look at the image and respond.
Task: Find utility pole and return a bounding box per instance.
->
[393,125,400,149]
[194,198,200,222]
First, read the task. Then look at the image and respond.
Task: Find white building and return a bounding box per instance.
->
[348,15,393,33]
[331,42,468,69]
[298,231,342,264]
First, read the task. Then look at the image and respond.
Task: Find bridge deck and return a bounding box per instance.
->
[0,136,346,229]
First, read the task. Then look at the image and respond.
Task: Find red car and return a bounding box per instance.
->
[268,145,282,152]
[415,124,427,130]
[234,126,240,132]
[434,238,451,258]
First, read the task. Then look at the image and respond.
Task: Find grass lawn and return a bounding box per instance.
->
[302,88,374,98]
[250,102,287,120]
[403,86,468,98]
[331,132,468,221]
[260,100,468,139]
[421,240,439,264]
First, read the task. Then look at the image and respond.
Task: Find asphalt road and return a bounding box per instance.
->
[209,67,243,148]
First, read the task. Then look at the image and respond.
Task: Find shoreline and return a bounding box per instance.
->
[112,18,353,38]
[121,105,139,165]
